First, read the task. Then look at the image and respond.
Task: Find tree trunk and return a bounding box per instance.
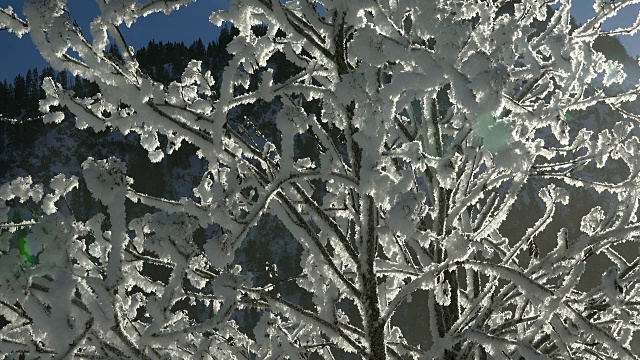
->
[360,195,387,360]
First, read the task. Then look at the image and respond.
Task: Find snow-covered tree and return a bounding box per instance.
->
[3,0,640,358]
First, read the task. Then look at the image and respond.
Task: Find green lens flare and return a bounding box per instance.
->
[17,236,36,265]
[565,110,576,123]
[474,113,511,151]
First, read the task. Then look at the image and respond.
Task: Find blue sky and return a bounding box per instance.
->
[1,1,640,82]
[570,2,640,57]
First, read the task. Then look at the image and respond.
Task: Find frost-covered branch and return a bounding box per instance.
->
[1,0,640,358]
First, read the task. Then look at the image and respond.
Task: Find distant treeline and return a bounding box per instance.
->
[0,67,98,120]
[136,24,241,85]
[0,24,288,122]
